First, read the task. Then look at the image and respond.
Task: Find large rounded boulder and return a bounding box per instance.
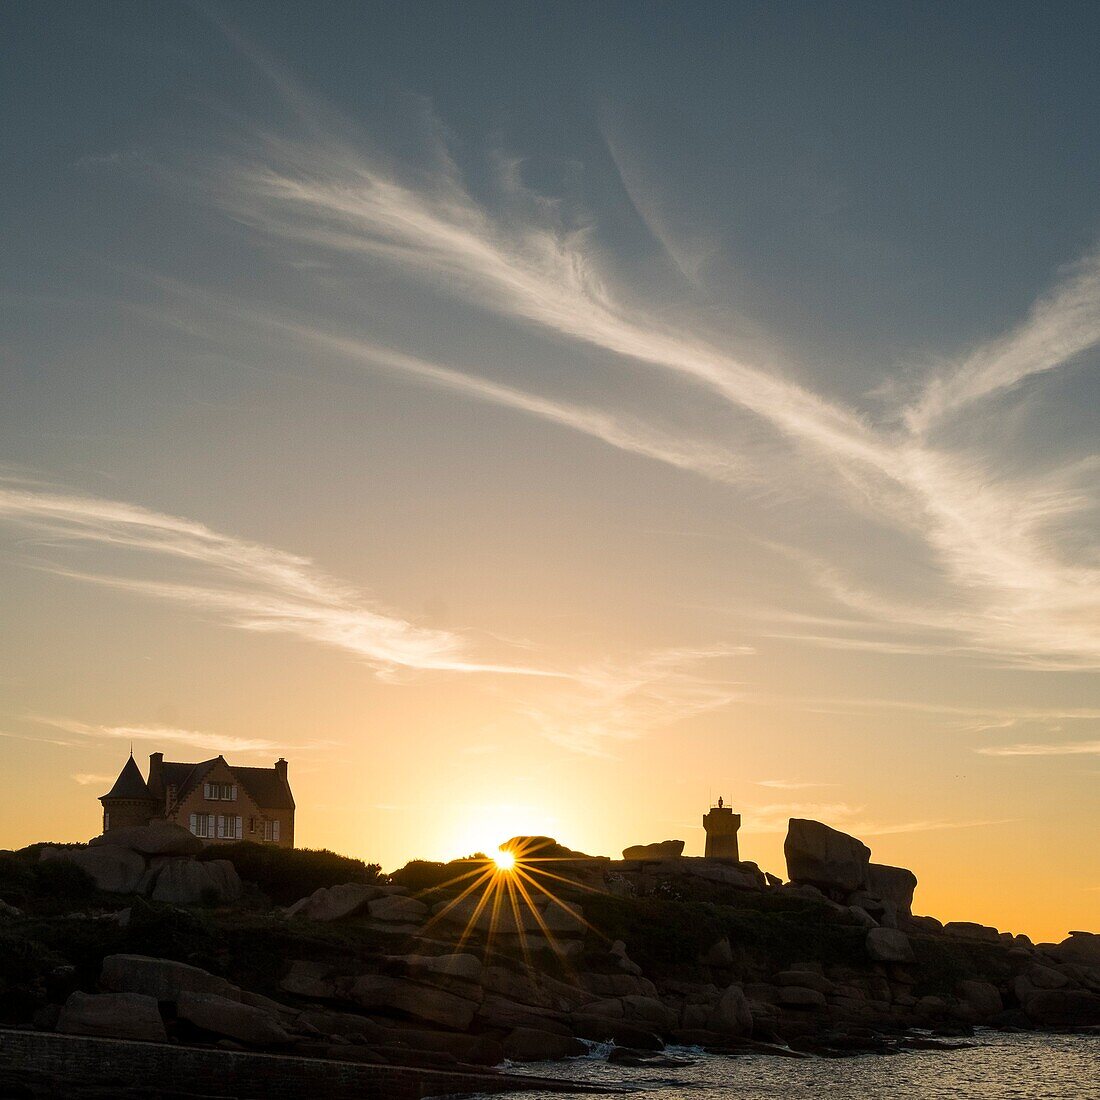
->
[88,823,203,857]
[784,819,870,896]
[40,846,145,894]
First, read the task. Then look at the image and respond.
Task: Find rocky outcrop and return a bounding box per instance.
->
[1048,931,1100,968]
[865,863,917,919]
[784,819,870,896]
[57,991,167,1042]
[707,984,753,1035]
[955,980,1003,1017]
[101,954,239,1002]
[350,975,480,1029]
[88,823,203,857]
[150,859,242,906]
[367,894,429,923]
[621,840,685,861]
[503,1026,588,1061]
[1023,989,1100,1027]
[40,846,145,893]
[177,992,291,1045]
[865,927,914,963]
[39,831,238,906]
[284,882,384,921]
[943,921,1000,942]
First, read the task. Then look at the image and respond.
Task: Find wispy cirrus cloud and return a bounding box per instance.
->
[71,773,114,786]
[521,644,753,756]
[0,478,553,679]
[745,800,1014,836]
[193,74,1100,672]
[0,478,750,755]
[754,779,837,790]
[905,249,1100,433]
[976,740,1100,757]
[36,717,280,756]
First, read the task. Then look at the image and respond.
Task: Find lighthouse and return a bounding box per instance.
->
[703,795,741,860]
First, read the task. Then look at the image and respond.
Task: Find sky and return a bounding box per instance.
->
[1,1,1098,943]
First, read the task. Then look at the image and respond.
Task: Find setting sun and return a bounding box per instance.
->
[492,848,516,872]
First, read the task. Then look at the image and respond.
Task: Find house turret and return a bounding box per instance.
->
[99,753,158,833]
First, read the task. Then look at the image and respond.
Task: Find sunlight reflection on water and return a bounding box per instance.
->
[466,1032,1100,1099]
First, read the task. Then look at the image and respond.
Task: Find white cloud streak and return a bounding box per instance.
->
[975,741,1100,757]
[0,478,552,678]
[521,645,752,756]
[906,250,1100,433]
[37,717,280,756]
[198,89,1100,671]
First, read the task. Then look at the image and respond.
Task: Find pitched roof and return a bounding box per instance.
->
[158,759,217,805]
[156,758,294,811]
[234,766,295,811]
[101,755,154,801]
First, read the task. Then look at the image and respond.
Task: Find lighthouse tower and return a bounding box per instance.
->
[703,795,741,861]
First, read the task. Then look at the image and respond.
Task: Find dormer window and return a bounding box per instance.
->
[203,782,237,801]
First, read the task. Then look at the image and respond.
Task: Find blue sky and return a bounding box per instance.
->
[1,2,1098,937]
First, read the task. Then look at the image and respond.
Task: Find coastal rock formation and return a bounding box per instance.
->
[88,822,203,857]
[40,845,145,893]
[6,821,1100,1079]
[866,863,917,919]
[621,840,685,861]
[37,831,239,906]
[784,819,871,895]
[865,927,914,962]
[57,991,167,1042]
[177,991,291,1045]
[1048,931,1100,968]
[150,858,242,906]
[707,984,753,1035]
[101,954,240,1002]
[284,882,384,921]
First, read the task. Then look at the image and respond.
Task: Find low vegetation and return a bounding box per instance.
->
[195,842,381,905]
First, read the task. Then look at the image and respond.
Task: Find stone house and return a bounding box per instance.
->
[99,751,295,848]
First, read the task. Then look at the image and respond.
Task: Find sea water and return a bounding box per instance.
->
[460,1032,1100,1099]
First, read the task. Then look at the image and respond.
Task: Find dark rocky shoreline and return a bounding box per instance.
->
[2,821,1098,1096]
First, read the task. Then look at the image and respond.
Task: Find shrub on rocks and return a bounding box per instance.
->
[197,843,380,905]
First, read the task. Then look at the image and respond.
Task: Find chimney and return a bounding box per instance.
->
[275,757,288,781]
[148,752,164,798]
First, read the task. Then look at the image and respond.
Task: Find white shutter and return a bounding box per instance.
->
[235,815,242,839]
[204,782,211,800]
[231,785,238,802]
[190,812,197,835]
[217,815,224,839]
[273,820,280,842]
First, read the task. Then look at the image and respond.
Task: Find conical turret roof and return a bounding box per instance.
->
[100,754,154,801]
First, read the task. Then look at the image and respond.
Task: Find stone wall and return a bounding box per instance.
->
[0,1029,606,1099]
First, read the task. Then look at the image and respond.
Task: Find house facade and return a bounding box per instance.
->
[99,751,295,848]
